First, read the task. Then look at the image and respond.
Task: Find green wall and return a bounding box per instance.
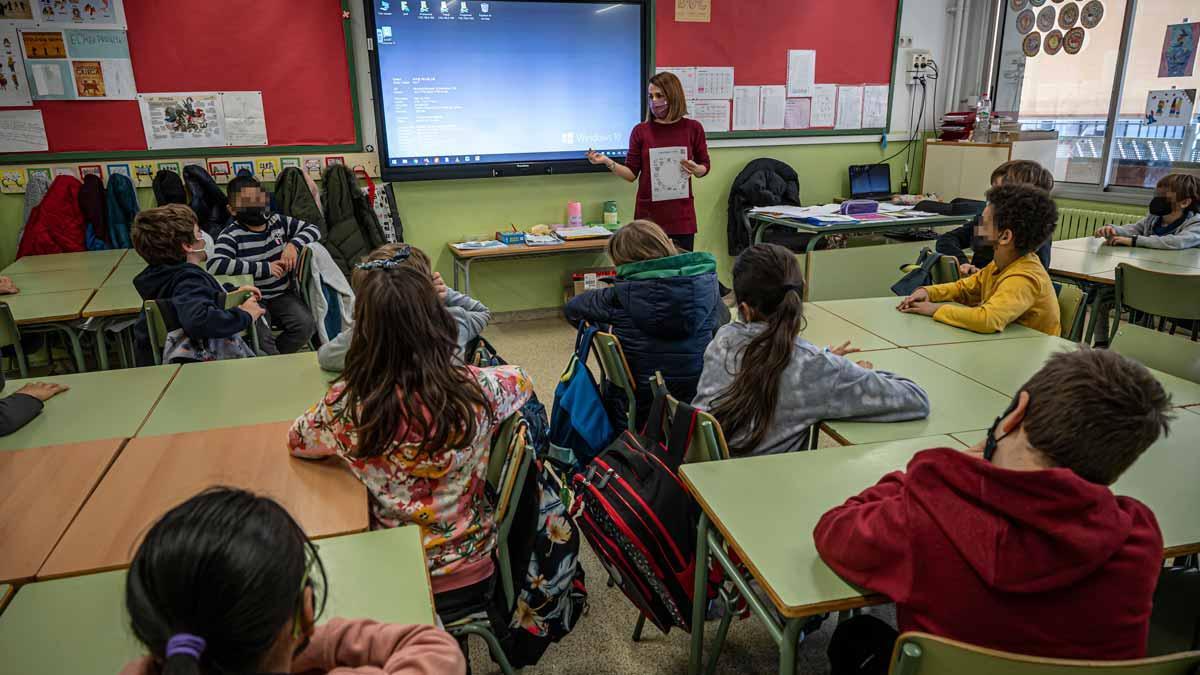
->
[0,138,921,313]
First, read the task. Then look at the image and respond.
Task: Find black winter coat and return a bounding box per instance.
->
[726,158,803,255]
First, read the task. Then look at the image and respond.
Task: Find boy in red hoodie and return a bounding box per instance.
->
[814,348,1172,661]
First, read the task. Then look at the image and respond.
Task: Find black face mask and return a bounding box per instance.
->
[983,397,1021,462]
[971,235,995,252]
[237,206,269,226]
[1148,196,1173,217]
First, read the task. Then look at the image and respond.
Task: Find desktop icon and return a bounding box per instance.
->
[380,26,393,38]
[440,1,448,13]
[475,155,481,161]
[433,157,440,163]
[481,2,488,12]
[380,0,390,10]
[420,1,428,12]
[400,1,409,12]
[461,1,469,13]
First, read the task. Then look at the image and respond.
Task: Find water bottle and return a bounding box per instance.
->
[972,93,992,143]
[603,200,619,226]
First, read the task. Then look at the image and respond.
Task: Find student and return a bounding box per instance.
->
[131,204,267,361]
[121,487,465,675]
[208,175,321,354]
[318,244,490,372]
[0,373,67,436]
[565,220,724,427]
[1095,173,1200,249]
[814,349,1171,660]
[935,159,1055,276]
[899,184,1060,336]
[289,262,531,628]
[693,243,929,456]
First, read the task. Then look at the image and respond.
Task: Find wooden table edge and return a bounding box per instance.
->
[0,584,13,616]
[680,467,881,619]
[447,240,609,260]
[81,306,140,319]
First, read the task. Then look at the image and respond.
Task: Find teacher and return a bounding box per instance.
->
[587,71,711,252]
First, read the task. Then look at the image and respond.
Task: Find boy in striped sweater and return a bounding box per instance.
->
[208,175,321,354]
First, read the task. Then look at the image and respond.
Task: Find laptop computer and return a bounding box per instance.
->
[849,164,892,200]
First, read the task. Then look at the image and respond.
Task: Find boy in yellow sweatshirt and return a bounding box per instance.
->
[898,183,1061,336]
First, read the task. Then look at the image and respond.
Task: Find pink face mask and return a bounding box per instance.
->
[651,99,669,118]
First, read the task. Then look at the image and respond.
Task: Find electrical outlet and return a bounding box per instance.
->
[906,49,933,83]
[898,34,914,49]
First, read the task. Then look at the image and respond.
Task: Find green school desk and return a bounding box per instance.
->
[813,297,1044,348]
[5,267,113,295]
[1054,237,1200,269]
[798,304,896,352]
[820,348,1010,445]
[0,527,432,674]
[0,438,125,584]
[913,336,1200,407]
[40,422,367,579]
[2,289,95,373]
[117,251,146,268]
[747,212,969,250]
[138,352,337,437]
[681,435,967,675]
[0,249,127,276]
[0,365,178,452]
[100,264,144,287]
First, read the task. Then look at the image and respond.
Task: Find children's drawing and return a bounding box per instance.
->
[1159,22,1199,78]
[1144,89,1196,127]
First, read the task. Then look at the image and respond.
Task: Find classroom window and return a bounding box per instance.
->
[990,0,1200,191]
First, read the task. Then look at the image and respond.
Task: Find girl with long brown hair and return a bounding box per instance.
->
[289,250,532,624]
[693,244,930,456]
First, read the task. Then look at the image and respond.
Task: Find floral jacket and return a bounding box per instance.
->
[289,365,532,592]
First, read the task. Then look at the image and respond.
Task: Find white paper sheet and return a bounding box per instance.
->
[649,145,689,202]
[759,85,786,130]
[862,85,889,128]
[0,109,48,151]
[656,66,697,102]
[95,58,136,99]
[0,27,32,107]
[691,100,730,134]
[139,92,226,150]
[784,98,811,129]
[810,84,836,127]
[30,62,65,96]
[695,66,733,100]
[786,49,815,98]
[732,86,760,131]
[835,85,864,130]
[223,91,268,146]
[748,203,842,217]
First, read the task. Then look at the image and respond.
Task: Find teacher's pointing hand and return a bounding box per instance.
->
[681,159,707,177]
[586,149,609,165]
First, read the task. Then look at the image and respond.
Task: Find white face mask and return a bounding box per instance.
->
[186,242,208,263]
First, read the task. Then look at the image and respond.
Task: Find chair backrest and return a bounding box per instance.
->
[889,632,1200,675]
[1115,264,1200,324]
[650,373,730,463]
[142,300,169,364]
[1111,323,1200,384]
[0,303,20,350]
[1056,283,1087,341]
[487,413,532,610]
[295,245,316,297]
[593,331,637,432]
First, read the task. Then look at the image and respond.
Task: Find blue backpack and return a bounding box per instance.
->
[549,324,617,470]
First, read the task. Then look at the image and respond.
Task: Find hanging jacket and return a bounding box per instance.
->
[79,174,110,250]
[17,176,86,258]
[814,447,1162,660]
[726,158,829,256]
[19,172,50,246]
[300,242,354,345]
[276,166,327,236]
[321,164,386,275]
[183,165,231,237]
[152,169,186,206]
[304,170,323,212]
[564,251,724,427]
[105,173,139,249]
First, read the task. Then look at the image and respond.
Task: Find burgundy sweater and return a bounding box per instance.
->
[623,118,711,236]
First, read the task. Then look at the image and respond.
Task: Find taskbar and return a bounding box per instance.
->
[386,149,628,167]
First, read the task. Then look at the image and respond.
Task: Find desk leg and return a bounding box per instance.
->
[452,258,461,291]
[462,259,474,297]
[95,320,110,371]
[779,618,806,675]
[53,324,87,373]
[753,222,766,244]
[689,513,711,675]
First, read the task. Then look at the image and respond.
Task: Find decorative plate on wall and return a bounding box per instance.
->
[1064,26,1087,53]
[1058,2,1079,29]
[1080,0,1104,29]
[1023,31,1043,57]
[1011,0,1028,9]
[1036,5,1057,31]
[1044,29,1064,54]
[1016,9,1036,34]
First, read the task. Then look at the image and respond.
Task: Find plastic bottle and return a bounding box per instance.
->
[603,200,619,226]
[972,93,992,143]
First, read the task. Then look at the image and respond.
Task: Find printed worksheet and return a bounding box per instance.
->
[0,109,47,151]
[691,100,730,133]
[733,85,760,131]
[649,145,689,202]
[695,66,733,99]
[862,85,889,128]
[786,49,815,98]
[760,85,786,129]
[223,91,268,146]
[655,66,697,102]
[835,85,864,130]
[784,98,811,129]
[810,84,836,127]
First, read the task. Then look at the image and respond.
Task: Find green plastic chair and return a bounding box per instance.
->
[593,331,637,432]
[889,632,1200,675]
[899,255,962,286]
[0,303,29,379]
[1057,283,1088,342]
[1111,323,1200,384]
[446,412,531,675]
[143,291,260,365]
[1114,264,1200,339]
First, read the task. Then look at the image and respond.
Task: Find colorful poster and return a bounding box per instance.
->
[21,30,65,58]
[37,0,126,29]
[71,58,100,96]
[0,1,35,21]
[1159,22,1199,78]
[138,92,226,150]
[1144,89,1196,127]
[0,28,32,106]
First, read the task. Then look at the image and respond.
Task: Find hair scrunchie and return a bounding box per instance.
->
[165,633,206,661]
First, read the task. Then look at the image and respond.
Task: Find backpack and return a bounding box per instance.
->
[571,388,703,634]
[466,336,550,457]
[827,614,899,675]
[549,325,618,470]
[152,169,187,206]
